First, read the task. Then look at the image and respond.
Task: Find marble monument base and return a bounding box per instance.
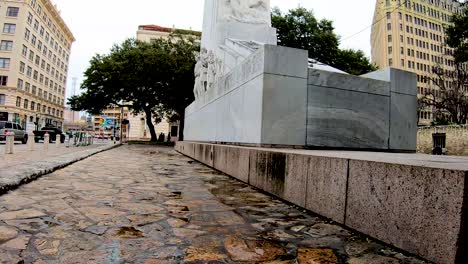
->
[184,44,417,152]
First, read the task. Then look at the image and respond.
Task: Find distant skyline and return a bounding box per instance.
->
[51,0,377,100]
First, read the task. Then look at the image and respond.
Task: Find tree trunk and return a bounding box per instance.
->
[144,108,158,142]
[178,109,185,141]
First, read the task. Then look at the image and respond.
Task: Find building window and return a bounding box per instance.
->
[24,99,29,109]
[388,35,392,42]
[0,40,13,51]
[387,23,392,30]
[25,29,30,40]
[21,45,28,56]
[3,23,16,34]
[6,7,20,17]
[16,96,21,107]
[33,19,39,31]
[389,58,393,66]
[27,12,33,24]
[32,85,36,95]
[0,94,5,105]
[387,12,391,19]
[0,58,11,69]
[0,76,7,86]
[26,66,32,77]
[17,79,23,90]
[30,101,35,111]
[388,46,392,54]
[19,61,25,73]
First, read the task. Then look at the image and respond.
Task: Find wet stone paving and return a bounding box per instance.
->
[0,145,427,263]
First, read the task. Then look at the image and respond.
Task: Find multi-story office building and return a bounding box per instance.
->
[371,0,464,125]
[0,0,74,132]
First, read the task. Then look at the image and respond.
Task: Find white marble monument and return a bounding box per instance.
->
[185,0,417,152]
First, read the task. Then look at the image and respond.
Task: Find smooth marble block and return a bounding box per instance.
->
[262,74,308,145]
[307,85,390,149]
[390,92,417,151]
[309,69,390,96]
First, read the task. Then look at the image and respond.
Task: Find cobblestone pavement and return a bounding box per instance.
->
[0,145,427,263]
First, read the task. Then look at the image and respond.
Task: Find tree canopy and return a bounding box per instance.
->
[272,7,377,75]
[69,38,198,141]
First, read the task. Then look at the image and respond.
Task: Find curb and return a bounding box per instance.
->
[0,143,122,196]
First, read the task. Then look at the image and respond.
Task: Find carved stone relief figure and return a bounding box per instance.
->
[222,0,270,24]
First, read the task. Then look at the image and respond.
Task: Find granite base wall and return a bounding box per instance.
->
[175,141,467,264]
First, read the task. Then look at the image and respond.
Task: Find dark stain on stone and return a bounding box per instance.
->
[117,226,144,238]
[267,152,286,196]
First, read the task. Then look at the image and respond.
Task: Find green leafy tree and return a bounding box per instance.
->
[271,7,376,75]
[69,38,197,141]
[334,49,377,75]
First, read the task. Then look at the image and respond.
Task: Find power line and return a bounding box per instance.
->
[341,0,408,42]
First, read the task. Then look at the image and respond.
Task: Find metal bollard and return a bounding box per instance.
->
[28,132,35,151]
[5,132,14,154]
[44,133,50,151]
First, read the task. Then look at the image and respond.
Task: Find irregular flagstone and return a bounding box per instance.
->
[0,145,426,263]
[184,246,227,262]
[348,254,400,264]
[34,239,61,256]
[224,236,286,262]
[0,209,46,220]
[297,248,338,264]
[0,234,31,250]
[0,226,18,242]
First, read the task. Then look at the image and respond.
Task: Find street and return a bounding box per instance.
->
[0,145,425,263]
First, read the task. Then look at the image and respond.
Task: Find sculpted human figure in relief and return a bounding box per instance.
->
[222,0,270,24]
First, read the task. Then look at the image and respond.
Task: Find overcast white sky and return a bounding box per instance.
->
[51,0,376,99]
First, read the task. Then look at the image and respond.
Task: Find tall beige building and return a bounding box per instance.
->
[371,0,464,125]
[0,0,74,132]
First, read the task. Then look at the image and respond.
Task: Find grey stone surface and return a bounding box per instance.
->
[0,144,120,195]
[307,84,390,149]
[176,141,468,263]
[305,156,348,224]
[346,160,467,264]
[263,45,308,78]
[248,149,286,197]
[262,74,307,146]
[389,92,418,151]
[213,145,250,183]
[309,69,390,96]
[283,154,308,207]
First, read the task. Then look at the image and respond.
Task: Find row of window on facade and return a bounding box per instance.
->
[0,93,63,118]
[387,11,445,32]
[387,35,446,54]
[5,2,72,50]
[17,78,64,106]
[387,0,461,19]
[19,59,66,96]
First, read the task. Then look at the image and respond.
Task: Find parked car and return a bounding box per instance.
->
[33,126,65,143]
[0,121,28,144]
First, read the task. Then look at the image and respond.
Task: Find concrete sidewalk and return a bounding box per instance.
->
[0,142,120,195]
